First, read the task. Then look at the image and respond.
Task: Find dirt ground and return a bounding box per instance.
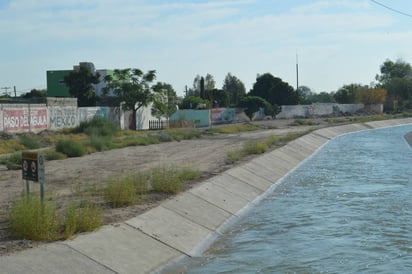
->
[0,118,333,255]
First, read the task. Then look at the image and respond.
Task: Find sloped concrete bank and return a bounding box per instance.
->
[1,118,412,274]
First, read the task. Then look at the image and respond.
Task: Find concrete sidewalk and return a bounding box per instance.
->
[1,118,411,274]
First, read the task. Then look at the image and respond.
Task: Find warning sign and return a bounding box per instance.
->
[22,151,40,182]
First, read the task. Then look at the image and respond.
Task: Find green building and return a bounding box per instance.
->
[46,70,71,97]
[46,62,115,98]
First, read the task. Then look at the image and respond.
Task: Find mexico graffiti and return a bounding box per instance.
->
[49,107,77,129]
[3,109,48,132]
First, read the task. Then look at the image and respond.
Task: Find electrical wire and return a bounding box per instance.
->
[370,0,412,18]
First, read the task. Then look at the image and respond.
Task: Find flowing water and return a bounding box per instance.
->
[185,124,412,273]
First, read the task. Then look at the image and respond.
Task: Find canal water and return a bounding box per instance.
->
[185,124,412,273]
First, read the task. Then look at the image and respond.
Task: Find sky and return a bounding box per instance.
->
[1,0,412,96]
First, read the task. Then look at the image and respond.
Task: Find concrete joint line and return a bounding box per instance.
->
[189,191,241,218]
[225,172,269,192]
[123,222,191,258]
[61,243,119,274]
[361,122,375,129]
[311,132,331,140]
[158,205,223,236]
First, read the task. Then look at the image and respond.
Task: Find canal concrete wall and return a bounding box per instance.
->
[1,118,412,274]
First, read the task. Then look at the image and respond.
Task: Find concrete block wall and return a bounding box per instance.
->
[0,99,124,133]
[276,103,382,118]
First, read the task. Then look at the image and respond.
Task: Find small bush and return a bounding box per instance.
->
[263,135,279,147]
[63,200,101,239]
[89,135,113,151]
[0,139,25,154]
[242,141,268,155]
[19,135,42,149]
[45,150,67,161]
[176,167,201,181]
[55,139,85,157]
[75,117,119,137]
[225,150,242,164]
[9,195,61,241]
[0,153,22,170]
[105,178,137,207]
[151,166,181,194]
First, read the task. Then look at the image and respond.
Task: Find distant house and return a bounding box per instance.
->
[46,62,115,98]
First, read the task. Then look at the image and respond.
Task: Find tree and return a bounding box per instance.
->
[249,73,297,107]
[297,86,314,104]
[200,77,205,99]
[376,59,412,86]
[204,73,215,91]
[355,87,387,105]
[310,92,336,103]
[375,59,412,110]
[104,68,156,130]
[223,73,246,106]
[209,88,229,107]
[239,96,273,119]
[63,65,100,107]
[333,84,361,104]
[151,82,177,120]
[180,96,209,109]
[21,89,47,98]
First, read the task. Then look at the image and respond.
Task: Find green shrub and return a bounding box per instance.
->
[63,200,101,239]
[176,167,201,181]
[89,135,113,151]
[263,135,279,147]
[9,195,61,241]
[55,139,85,157]
[75,117,119,137]
[225,150,242,164]
[151,166,181,194]
[242,141,268,155]
[0,153,22,170]
[45,150,67,161]
[105,178,137,207]
[19,135,41,149]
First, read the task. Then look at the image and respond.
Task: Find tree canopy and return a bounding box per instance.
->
[104,68,156,129]
[249,73,297,107]
[223,73,246,106]
[151,82,177,120]
[63,66,100,107]
[239,96,272,119]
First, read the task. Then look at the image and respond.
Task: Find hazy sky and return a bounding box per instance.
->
[1,0,412,96]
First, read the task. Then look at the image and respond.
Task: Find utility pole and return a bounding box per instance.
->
[1,86,11,96]
[14,86,16,97]
[296,52,299,102]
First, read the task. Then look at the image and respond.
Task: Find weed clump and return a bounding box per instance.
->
[55,139,85,157]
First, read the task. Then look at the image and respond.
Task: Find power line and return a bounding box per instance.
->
[370,0,412,18]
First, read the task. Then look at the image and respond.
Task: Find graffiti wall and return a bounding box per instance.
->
[78,107,121,127]
[2,108,48,133]
[0,99,126,133]
[170,109,210,127]
[48,107,78,130]
[210,108,235,125]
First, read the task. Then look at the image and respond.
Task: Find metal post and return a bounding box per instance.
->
[26,180,30,195]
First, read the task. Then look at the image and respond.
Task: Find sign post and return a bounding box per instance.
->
[22,151,45,202]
